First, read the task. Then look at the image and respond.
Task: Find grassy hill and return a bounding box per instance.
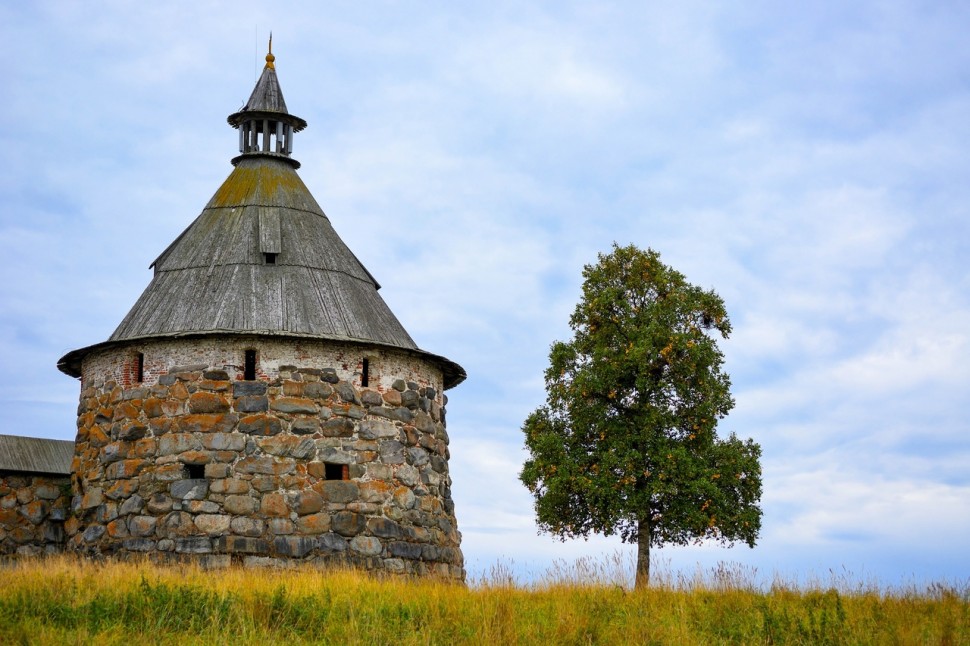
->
[0,556,966,644]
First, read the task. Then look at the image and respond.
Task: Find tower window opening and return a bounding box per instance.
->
[361,357,369,387]
[248,123,257,152]
[324,463,349,481]
[244,349,257,381]
[136,352,144,383]
[186,464,205,479]
[264,252,277,265]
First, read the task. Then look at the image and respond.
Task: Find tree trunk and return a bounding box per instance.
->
[635,516,651,589]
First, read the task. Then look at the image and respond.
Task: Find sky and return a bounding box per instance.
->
[2,1,969,587]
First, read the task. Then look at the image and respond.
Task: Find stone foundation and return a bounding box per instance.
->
[0,473,71,556]
[70,340,463,579]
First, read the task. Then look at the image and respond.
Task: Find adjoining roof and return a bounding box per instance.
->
[57,44,466,389]
[0,434,74,475]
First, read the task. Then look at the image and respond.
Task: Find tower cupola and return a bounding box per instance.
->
[227,36,307,169]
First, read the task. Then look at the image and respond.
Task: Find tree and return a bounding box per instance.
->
[520,244,762,588]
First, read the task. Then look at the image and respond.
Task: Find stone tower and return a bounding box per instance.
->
[57,42,466,578]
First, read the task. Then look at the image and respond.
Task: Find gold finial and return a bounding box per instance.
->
[265,32,275,69]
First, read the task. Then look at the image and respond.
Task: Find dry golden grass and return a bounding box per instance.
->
[0,554,966,644]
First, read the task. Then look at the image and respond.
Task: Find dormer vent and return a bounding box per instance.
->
[258,208,281,262]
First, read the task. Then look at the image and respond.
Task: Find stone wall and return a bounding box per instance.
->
[70,338,463,578]
[0,473,71,556]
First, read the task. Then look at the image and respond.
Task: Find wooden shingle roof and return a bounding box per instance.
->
[58,45,465,388]
[0,434,73,475]
[113,157,419,349]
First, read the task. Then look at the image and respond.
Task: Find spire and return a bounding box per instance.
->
[265,33,275,69]
[227,38,307,168]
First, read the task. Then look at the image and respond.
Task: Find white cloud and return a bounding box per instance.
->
[767,466,970,548]
[460,29,628,113]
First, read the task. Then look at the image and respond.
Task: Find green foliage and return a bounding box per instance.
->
[520,244,762,558]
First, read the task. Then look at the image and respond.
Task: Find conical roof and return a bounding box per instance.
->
[234,52,291,115]
[58,44,465,388]
[110,157,418,347]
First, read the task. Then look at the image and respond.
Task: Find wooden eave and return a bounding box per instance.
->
[227,109,307,132]
[57,331,466,389]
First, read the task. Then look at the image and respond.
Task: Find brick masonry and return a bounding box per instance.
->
[82,336,445,395]
[66,336,463,578]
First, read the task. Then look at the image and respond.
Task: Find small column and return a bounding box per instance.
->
[286,125,293,155]
[262,120,270,152]
[276,121,284,153]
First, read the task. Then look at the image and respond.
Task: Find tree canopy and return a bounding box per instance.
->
[520,244,762,587]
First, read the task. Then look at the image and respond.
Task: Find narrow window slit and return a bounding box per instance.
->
[361,357,369,387]
[244,349,257,381]
[136,352,144,383]
[324,463,349,481]
[186,464,205,479]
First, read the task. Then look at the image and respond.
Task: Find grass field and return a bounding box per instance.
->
[0,555,966,644]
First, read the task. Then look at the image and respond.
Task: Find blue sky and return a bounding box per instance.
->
[2,1,968,586]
